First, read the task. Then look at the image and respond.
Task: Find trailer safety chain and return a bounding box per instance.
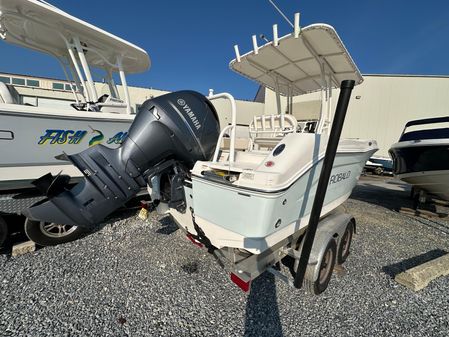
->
[189,210,215,254]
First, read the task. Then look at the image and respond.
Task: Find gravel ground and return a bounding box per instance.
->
[1,175,449,336]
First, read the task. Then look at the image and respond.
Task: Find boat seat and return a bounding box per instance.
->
[249,114,297,150]
[221,137,251,151]
[253,136,283,148]
[0,82,18,104]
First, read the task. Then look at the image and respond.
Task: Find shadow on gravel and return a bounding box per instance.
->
[0,214,29,256]
[244,272,283,337]
[157,216,178,235]
[409,215,449,235]
[382,249,447,278]
[351,179,412,212]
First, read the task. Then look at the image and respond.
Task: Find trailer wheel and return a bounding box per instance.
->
[304,239,336,295]
[374,167,384,176]
[0,217,7,248]
[24,218,87,246]
[338,220,354,264]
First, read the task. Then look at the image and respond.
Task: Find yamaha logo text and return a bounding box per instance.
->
[177,98,202,130]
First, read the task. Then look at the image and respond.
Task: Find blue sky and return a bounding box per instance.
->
[1,0,449,100]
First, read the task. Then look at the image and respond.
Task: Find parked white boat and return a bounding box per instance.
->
[24,12,377,293]
[166,23,378,254]
[389,116,449,201]
[0,0,150,190]
[25,18,378,250]
[0,0,149,247]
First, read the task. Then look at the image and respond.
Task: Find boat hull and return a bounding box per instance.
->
[389,140,449,201]
[396,171,449,200]
[0,106,133,190]
[185,148,376,254]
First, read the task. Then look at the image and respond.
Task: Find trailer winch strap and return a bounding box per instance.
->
[190,211,215,254]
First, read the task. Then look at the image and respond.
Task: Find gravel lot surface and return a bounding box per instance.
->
[1,175,449,336]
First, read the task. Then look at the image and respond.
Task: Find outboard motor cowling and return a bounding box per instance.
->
[24,90,220,228]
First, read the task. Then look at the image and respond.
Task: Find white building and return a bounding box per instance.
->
[0,72,264,128]
[262,74,449,157]
[2,72,448,158]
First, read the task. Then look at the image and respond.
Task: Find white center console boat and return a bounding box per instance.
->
[24,13,377,293]
[0,0,149,247]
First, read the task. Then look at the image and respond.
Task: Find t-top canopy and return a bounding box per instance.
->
[0,0,150,74]
[230,23,363,96]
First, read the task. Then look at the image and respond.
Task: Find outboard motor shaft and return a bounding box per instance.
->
[24,91,220,228]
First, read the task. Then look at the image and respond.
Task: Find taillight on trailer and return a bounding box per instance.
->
[186,233,203,248]
[230,273,251,292]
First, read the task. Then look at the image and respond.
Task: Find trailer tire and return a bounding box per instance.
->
[304,239,336,295]
[24,218,87,246]
[0,217,7,248]
[338,220,354,264]
[374,167,384,176]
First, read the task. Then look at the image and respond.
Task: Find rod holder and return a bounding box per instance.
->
[273,24,279,46]
[293,79,355,289]
[294,13,301,38]
[252,35,259,54]
[234,45,241,62]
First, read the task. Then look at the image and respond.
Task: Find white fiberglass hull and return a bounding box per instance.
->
[397,170,449,201]
[389,138,449,201]
[0,104,133,190]
[163,144,377,255]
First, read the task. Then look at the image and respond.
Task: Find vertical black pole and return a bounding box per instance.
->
[293,80,355,288]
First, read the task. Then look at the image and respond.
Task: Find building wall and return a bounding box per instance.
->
[0,72,262,128]
[3,72,448,157]
[264,75,449,157]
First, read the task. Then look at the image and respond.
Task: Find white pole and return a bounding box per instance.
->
[118,58,132,114]
[234,45,241,62]
[109,75,120,99]
[66,43,90,102]
[273,24,279,46]
[252,35,259,55]
[294,13,301,38]
[318,61,326,133]
[57,58,80,104]
[274,77,284,130]
[73,36,98,102]
[106,70,117,99]
[327,72,333,126]
[208,93,237,163]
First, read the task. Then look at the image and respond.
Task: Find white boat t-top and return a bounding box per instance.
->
[0,0,149,113]
[25,13,377,293]
[0,0,151,190]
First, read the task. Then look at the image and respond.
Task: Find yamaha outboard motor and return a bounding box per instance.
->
[24,91,220,229]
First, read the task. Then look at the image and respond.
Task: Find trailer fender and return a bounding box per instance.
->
[300,212,354,282]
